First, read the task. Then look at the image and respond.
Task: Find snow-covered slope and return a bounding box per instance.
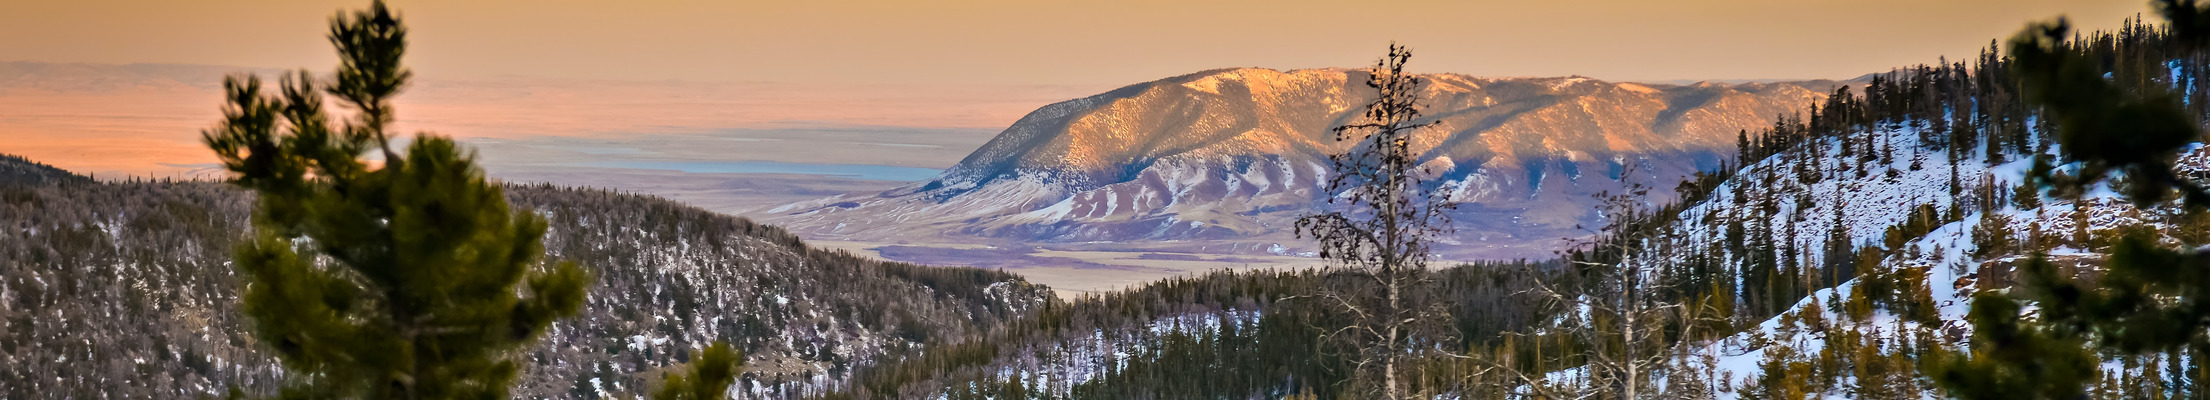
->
[1644,119,2199,398]
[0,178,1054,399]
[770,68,1836,260]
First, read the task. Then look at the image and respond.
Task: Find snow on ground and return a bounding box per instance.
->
[1646,118,2204,398]
[977,310,1264,390]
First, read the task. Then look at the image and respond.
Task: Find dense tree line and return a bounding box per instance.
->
[0,174,264,399]
[811,257,1569,399]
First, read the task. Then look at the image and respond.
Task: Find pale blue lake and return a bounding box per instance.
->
[580,160,941,182]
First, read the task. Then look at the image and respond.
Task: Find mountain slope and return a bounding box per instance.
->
[0,153,91,186]
[1572,30,2210,397]
[769,68,1836,260]
[0,166,1051,399]
[1649,119,2202,400]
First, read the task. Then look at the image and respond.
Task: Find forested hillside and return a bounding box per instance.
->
[0,154,89,186]
[1586,15,2210,398]
[0,162,1052,399]
[813,259,1562,399]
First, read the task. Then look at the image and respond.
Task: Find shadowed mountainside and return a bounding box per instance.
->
[0,153,91,186]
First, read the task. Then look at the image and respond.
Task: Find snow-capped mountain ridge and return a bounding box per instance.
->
[771,68,1840,259]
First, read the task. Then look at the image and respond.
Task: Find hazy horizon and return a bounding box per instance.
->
[1,0,2154,85]
[0,59,1864,86]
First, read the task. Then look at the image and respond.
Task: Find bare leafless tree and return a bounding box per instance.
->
[1495,177,1724,400]
[1295,43,1463,399]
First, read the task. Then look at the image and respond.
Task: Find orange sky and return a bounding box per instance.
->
[0,0,2163,179]
[0,0,2155,85]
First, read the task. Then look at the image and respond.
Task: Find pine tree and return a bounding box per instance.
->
[200,2,590,398]
[1938,2,2210,398]
[652,342,743,400]
[2018,9,2210,207]
[1928,288,2099,400]
[2013,175,2042,210]
[1738,129,1755,166]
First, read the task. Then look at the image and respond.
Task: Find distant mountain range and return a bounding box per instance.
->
[768,68,1841,260]
[0,61,283,92]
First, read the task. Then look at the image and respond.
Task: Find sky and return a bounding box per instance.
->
[0,0,2156,85]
